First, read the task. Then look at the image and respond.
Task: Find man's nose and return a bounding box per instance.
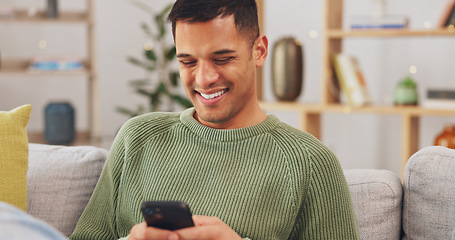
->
[196,61,219,87]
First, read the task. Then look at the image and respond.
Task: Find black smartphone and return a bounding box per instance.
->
[141,201,195,231]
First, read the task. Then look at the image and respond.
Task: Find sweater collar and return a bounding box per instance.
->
[180,108,281,142]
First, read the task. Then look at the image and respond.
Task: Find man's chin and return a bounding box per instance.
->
[193,109,230,126]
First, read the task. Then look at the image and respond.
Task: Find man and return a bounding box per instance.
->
[70,0,359,239]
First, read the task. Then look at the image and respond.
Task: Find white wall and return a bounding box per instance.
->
[1,0,453,176]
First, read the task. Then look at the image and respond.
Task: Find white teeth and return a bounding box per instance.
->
[200,90,226,100]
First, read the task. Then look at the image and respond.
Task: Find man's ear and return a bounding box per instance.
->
[254,34,268,67]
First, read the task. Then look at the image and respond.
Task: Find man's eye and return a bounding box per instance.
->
[180,60,197,67]
[215,57,234,65]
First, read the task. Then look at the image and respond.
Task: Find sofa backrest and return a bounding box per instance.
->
[344,169,403,240]
[403,146,455,240]
[27,143,108,236]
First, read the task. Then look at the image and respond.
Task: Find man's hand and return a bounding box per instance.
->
[128,216,242,240]
[129,222,179,240]
[175,216,242,240]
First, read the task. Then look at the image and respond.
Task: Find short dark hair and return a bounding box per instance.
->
[167,0,260,48]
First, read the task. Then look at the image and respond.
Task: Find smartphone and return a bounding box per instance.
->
[141,201,195,231]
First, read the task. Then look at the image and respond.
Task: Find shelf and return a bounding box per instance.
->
[28,131,113,149]
[28,131,89,145]
[1,0,100,146]
[0,59,90,76]
[260,102,455,117]
[0,11,89,24]
[327,28,455,38]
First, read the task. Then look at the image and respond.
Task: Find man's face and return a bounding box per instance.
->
[175,16,266,129]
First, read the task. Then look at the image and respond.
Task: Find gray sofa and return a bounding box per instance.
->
[26,143,455,239]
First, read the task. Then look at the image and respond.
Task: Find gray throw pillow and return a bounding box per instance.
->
[403,146,455,240]
[27,143,108,236]
[344,169,402,240]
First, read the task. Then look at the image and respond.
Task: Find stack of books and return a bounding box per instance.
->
[333,53,372,107]
[29,56,83,71]
[422,89,455,110]
[349,15,409,29]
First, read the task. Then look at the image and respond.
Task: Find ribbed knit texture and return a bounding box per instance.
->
[70,108,359,240]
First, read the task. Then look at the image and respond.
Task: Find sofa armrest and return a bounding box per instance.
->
[344,169,403,240]
[26,143,108,237]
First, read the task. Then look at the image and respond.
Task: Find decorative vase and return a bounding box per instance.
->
[46,0,58,18]
[394,76,418,105]
[434,124,455,149]
[44,102,75,145]
[271,37,304,101]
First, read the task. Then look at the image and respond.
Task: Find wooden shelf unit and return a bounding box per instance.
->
[0,11,89,24]
[257,0,455,176]
[0,0,100,143]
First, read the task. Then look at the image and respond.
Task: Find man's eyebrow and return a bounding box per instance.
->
[176,53,191,58]
[214,49,236,55]
[176,49,236,58]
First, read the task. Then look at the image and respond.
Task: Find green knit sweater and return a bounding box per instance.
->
[70,108,359,240]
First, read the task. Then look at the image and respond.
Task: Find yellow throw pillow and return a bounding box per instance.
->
[0,104,32,211]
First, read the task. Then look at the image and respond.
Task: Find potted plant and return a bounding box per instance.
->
[116,2,192,118]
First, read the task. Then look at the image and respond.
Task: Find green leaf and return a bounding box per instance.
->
[155,15,167,40]
[136,89,152,97]
[127,56,156,71]
[129,79,149,88]
[171,95,193,108]
[145,49,157,62]
[155,3,173,39]
[169,72,180,87]
[127,56,142,65]
[140,22,154,39]
[115,107,139,118]
[159,4,173,18]
[150,92,161,111]
[157,82,167,94]
[165,47,176,61]
[129,0,154,15]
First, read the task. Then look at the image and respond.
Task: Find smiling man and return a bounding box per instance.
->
[70,1,359,240]
[175,14,266,129]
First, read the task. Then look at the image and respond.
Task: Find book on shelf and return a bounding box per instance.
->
[28,56,83,72]
[349,15,409,29]
[333,53,371,107]
[422,89,455,110]
[437,0,455,28]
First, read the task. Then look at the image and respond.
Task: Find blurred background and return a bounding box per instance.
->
[0,0,454,176]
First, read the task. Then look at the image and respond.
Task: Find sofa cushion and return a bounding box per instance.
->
[344,169,402,240]
[0,104,32,211]
[403,146,455,240]
[27,143,109,236]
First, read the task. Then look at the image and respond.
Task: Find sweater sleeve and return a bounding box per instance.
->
[69,123,129,240]
[299,147,359,239]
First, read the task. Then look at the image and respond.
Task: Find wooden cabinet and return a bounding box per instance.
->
[0,0,99,143]
[258,0,455,176]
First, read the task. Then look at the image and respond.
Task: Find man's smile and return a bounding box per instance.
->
[197,89,228,100]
